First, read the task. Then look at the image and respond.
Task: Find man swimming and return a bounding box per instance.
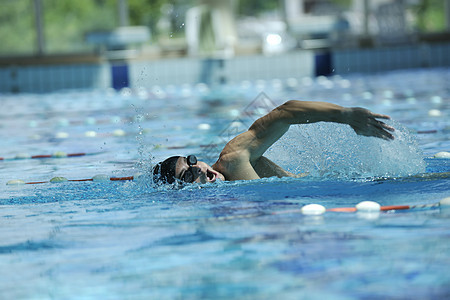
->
[153,100,395,184]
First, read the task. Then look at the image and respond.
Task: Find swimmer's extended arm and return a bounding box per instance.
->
[214,100,394,180]
[271,100,394,139]
[223,100,394,161]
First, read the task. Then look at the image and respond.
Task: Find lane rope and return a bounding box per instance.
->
[206,199,449,221]
[6,175,449,216]
[12,175,136,185]
[271,199,449,216]
[326,202,441,212]
[0,151,104,161]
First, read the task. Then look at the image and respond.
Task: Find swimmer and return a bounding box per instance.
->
[153,100,395,184]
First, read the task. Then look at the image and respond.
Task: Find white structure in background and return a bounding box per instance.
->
[236,17,297,55]
[348,0,450,38]
[349,0,414,45]
[282,0,450,48]
[283,0,352,48]
[374,0,415,45]
[185,0,237,85]
[185,0,237,59]
[86,26,151,58]
[85,0,150,59]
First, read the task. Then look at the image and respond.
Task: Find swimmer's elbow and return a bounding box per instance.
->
[276,100,306,123]
[278,100,346,124]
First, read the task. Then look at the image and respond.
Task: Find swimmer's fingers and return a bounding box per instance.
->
[371,118,395,132]
[367,120,395,140]
[369,112,395,130]
[347,107,395,140]
[356,126,394,140]
[367,112,395,139]
[376,128,395,141]
[352,118,395,140]
[379,122,395,135]
[371,112,391,120]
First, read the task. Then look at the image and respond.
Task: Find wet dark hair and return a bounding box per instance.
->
[152,156,180,184]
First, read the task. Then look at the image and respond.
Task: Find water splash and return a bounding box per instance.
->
[266,120,426,179]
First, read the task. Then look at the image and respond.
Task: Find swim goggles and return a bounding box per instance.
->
[179,155,201,183]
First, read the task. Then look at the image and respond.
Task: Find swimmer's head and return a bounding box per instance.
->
[152,156,181,184]
[152,155,224,185]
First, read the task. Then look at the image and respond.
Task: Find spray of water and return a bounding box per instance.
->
[131,105,156,191]
[265,120,426,179]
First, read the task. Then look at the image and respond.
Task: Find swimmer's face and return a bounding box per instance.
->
[174,156,225,184]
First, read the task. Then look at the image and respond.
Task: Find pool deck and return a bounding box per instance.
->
[1,39,450,93]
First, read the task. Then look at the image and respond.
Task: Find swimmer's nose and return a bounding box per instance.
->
[191,162,210,179]
[194,163,207,174]
[192,166,207,183]
[188,166,203,183]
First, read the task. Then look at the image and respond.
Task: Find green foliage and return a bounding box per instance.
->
[0,0,119,55]
[411,0,446,32]
[0,0,35,55]
[128,0,166,29]
[0,0,446,56]
[43,0,117,53]
[237,0,279,16]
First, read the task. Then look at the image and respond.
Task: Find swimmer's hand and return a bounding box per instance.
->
[344,107,395,140]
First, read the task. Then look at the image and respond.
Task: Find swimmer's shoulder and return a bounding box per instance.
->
[213,151,259,181]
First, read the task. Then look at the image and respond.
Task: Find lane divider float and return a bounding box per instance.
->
[434,151,450,159]
[272,199,450,216]
[209,198,450,221]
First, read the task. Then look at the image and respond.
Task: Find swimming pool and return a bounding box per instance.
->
[1,68,449,299]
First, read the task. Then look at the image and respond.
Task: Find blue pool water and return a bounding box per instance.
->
[1,68,449,299]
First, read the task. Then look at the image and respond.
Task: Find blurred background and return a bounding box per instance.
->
[1,0,449,93]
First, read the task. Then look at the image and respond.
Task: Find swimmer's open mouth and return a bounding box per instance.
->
[207,170,215,182]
